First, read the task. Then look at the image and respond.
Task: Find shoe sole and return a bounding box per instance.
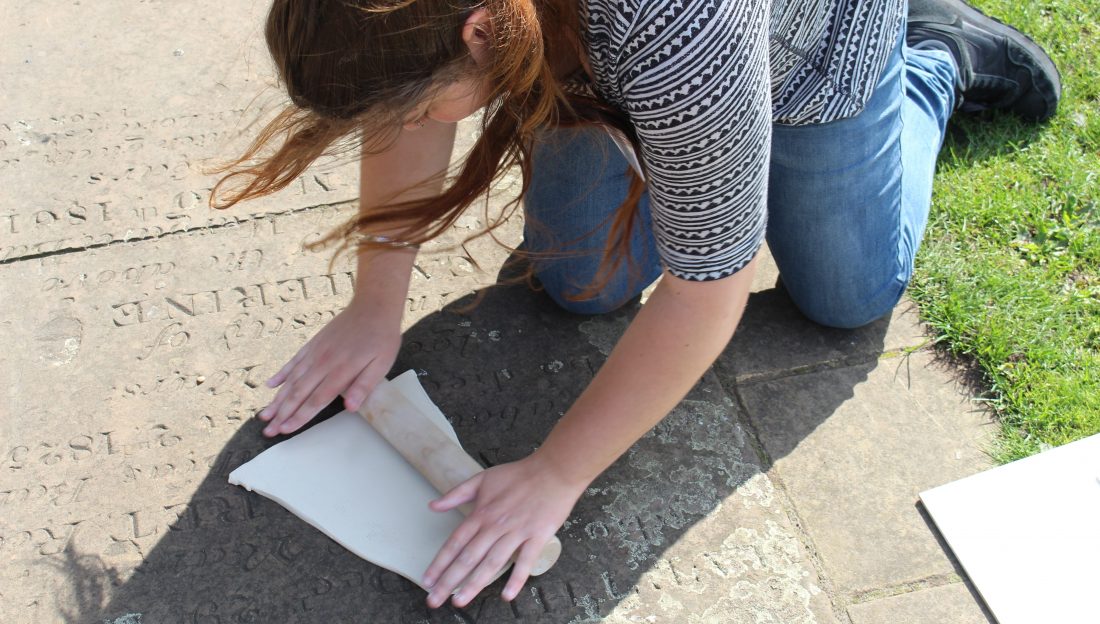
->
[910,0,1062,121]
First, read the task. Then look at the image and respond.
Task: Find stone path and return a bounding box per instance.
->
[2,3,998,622]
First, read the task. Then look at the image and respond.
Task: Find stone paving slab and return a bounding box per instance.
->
[0,0,501,264]
[847,582,994,624]
[0,205,493,621]
[735,348,995,597]
[0,205,836,622]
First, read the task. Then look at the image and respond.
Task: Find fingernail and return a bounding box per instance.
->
[422,576,434,587]
[454,592,467,604]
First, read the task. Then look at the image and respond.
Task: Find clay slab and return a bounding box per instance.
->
[228,371,469,590]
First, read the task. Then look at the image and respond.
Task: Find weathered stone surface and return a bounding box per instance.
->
[737,350,995,595]
[848,582,994,624]
[0,195,515,620]
[0,1,358,262]
[575,316,839,624]
[1,126,830,623]
[1,0,501,265]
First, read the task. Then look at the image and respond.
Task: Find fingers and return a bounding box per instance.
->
[342,357,389,412]
[261,334,392,435]
[423,516,483,605]
[258,346,313,422]
[262,371,325,436]
[419,457,578,610]
[429,475,482,513]
[261,358,337,436]
[450,534,524,608]
[265,361,361,436]
[423,474,530,609]
[425,528,508,609]
[502,539,544,601]
[264,341,312,390]
[256,308,401,437]
[422,475,484,588]
[261,361,315,432]
[263,358,312,416]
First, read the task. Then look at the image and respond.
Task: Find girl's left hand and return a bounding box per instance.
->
[422,452,588,609]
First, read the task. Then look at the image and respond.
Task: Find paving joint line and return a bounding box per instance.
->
[722,336,973,621]
[847,571,964,605]
[733,345,933,387]
[0,199,358,267]
[709,366,773,470]
[708,366,853,624]
[748,426,853,623]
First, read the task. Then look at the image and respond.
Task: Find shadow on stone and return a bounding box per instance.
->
[715,284,892,467]
[42,549,124,624]
[717,283,996,614]
[75,265,756,624]
[83,262,880,622]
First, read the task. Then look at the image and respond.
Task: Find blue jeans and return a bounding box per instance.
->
[523,26,957,328]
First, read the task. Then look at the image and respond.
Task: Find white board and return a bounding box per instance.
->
[920,433,1100,624]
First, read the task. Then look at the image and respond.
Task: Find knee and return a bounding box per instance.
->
[532,254,660,316]
[787,276,909,329]
[542,284,630,316]
[799,301,896,330]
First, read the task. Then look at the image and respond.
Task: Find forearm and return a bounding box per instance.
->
[351,119,457,321]
[534,257,757,486]
[350,247,417,327]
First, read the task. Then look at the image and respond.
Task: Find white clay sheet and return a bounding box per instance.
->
[228,370,467,590]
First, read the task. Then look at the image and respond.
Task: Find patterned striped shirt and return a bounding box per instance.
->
[578,0,905,280]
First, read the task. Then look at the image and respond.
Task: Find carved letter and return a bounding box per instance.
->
[164,295,197,319]
[275,278,304,303]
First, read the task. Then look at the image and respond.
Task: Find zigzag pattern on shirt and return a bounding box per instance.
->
[577,0,904,281]
[613,0,771,281]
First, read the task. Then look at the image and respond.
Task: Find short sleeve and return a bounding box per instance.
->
[617,0,771,281]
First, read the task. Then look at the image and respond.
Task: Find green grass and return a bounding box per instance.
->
[909,0,1100,462]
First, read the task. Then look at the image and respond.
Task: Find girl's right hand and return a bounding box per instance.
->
[257,298,401,437]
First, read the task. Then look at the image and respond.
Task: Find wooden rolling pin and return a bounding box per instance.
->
[359,380,562,576]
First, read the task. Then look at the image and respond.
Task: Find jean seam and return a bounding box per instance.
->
[893,41,912,300]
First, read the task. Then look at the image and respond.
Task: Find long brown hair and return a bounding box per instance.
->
[207,0,648,300]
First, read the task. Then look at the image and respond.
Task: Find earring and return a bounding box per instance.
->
[415,119,425,128]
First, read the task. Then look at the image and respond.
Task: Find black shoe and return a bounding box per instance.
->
[907,0,1061,122]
